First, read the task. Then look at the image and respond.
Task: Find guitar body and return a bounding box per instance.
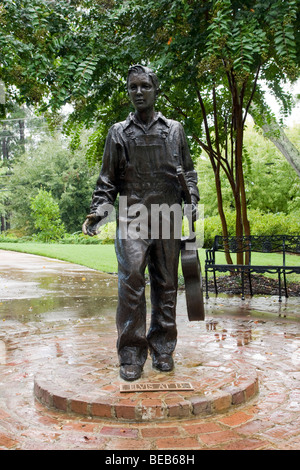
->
[181,240,205,321]
[177,165,205,322]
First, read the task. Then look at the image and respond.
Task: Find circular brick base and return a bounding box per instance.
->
[34,357,259,422]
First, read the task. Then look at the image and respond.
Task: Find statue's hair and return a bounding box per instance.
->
[127,64,160,94]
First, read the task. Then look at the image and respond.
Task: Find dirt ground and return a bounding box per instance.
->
[206,273,300,297]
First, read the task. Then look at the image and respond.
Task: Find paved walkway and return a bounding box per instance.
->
[0,249,299,450]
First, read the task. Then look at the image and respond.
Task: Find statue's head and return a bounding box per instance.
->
[126,64,160,98]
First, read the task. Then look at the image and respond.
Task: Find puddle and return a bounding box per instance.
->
[0,263,150,323]
[0,277,45,299]
[204,293,300,322]
[0,249,299,325]
[0,255,121,322]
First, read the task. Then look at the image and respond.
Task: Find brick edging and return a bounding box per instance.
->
[34,375,259,422]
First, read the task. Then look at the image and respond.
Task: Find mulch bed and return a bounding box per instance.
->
[205,273,300,297]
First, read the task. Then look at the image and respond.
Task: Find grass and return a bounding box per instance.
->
[0,241,299,283]
[0,242,118,273]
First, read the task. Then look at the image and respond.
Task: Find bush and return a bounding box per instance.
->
[204,212,236,247]
[0,229,32,243]
[249,210,300,235]
[30,189,65,242]
[204,210,300,247]
[59,232,101,244]
[58,222,116,245]
[97,221,116,244]
[0,234,22,243]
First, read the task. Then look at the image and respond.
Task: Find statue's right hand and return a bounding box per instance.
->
[82,214,101,236]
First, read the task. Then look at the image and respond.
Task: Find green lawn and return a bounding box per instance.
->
[0,242,118,273]
[0,241,299,283]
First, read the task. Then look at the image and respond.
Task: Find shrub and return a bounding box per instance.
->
[97,221,116,244]
[58,222,116,245]
[204,210,300,247]
[249,210,300,236]
[30,189,65,242]
[59,232,101,244]
[204,212,236,247]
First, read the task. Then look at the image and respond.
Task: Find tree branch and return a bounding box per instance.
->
[162,93,189,118]
[243,65,261,126]
[195,87,214,151]
[212,83,221,158]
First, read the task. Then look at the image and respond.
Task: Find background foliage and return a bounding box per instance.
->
[30,188,65,242]
[0,0,299,247]
[7,131,98,234]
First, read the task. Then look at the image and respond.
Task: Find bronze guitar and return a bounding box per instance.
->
[177,166,205,321]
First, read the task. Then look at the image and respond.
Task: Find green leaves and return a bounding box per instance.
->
[30,188,65,242]
[73,55,100,97]
[9,131,98,233]
[1,0,298,169]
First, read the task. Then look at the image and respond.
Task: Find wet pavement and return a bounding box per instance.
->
[0,249,299,450]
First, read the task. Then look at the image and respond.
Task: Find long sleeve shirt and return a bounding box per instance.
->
[90,112,199,215]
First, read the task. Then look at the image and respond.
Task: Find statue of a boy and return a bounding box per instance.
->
[83,65,199,381]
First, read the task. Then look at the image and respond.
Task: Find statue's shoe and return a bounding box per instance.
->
[152,354,174,372]
[120,364,143,381]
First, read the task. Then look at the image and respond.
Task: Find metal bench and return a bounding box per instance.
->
[205,235,300,301]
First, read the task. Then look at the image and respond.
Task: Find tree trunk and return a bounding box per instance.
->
[233,96,250,264]
[236,115,251,264]
[1,215,6,232]
[254,113,300,178]
[215,163,233,265]
[19,119,25,154]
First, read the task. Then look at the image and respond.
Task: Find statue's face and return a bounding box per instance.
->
[127,73,157,112]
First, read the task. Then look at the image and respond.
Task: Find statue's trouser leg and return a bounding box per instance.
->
[115,236,149,367]
[147,238,180,359]
[115,236,180,367]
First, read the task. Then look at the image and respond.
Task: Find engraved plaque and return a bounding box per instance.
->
[120,382,194,393]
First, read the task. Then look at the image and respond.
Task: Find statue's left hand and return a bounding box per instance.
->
[82,214,101,236]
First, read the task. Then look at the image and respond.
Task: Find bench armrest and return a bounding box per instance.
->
[205,248,215,264]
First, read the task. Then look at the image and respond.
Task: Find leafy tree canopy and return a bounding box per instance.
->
[1,0,299,250]
[1,1,298,140]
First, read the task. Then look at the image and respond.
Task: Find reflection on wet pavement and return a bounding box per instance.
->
[1,250,299,323]
[0,251,120,322]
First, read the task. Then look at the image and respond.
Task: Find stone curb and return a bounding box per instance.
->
[34,370,259,422]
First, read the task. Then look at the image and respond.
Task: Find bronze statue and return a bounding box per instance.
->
[83,65,199,381]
